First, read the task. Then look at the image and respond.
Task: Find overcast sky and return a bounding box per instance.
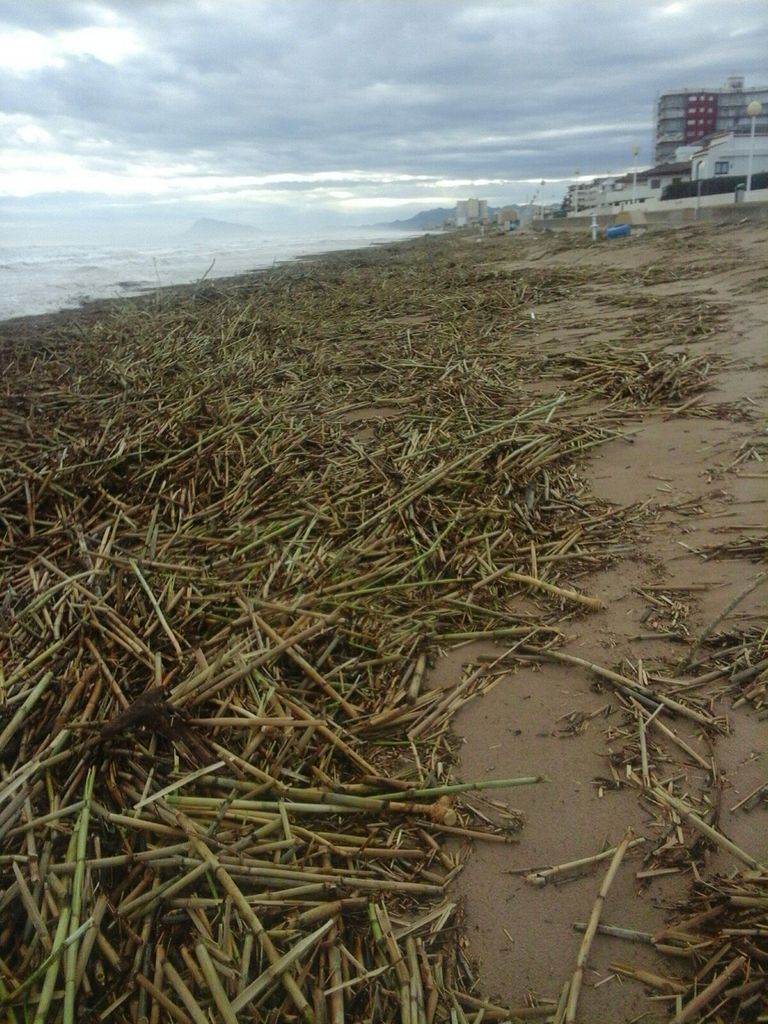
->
[1,0,766,240]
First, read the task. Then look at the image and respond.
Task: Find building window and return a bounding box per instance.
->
[650,178,661,188]
[714,161,729,175]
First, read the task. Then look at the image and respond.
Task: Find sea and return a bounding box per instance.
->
[0,228,416,323]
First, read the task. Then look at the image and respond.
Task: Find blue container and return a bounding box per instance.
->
[605,223,631,239]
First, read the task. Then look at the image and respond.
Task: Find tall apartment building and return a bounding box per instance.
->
[455,198,488,226]
[655,76,768,162]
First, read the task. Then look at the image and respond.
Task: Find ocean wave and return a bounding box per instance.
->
[0,229,416,322]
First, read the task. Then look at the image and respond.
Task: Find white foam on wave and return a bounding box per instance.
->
[0,230,414,322]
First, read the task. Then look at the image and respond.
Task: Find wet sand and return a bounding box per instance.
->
[433,222,768,1021]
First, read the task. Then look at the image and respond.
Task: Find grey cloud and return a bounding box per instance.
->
[1,0,766,213]
[0,0,99,32]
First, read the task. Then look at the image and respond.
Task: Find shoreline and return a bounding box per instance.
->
[0,229,425,335]
[1,221,766,1022]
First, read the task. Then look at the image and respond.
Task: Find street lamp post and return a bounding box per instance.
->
[695,158,703,220]
[631,145,640,204]
[746,100,763,196]
[592,181,606,241]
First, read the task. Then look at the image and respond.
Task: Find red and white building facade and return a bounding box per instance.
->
[655,76,768,162]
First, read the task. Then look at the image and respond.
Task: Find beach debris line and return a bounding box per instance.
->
[0,235,634,1022]
[0,227,765,1021]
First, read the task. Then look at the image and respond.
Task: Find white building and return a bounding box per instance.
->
[455,198,488,227]
[633,161,691,199]
[691,131,768,180]
[565,177,621,213]
[565,161,692,214]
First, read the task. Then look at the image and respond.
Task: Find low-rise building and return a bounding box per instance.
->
[691,130,768,179]
[493,205,519,228]
[565,161,692,214]
[633,160,691,199]
[565,175,636,212]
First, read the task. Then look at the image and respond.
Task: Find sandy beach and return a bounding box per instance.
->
[1,223,766,1022]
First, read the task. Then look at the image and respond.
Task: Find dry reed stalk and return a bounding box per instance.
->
[679,572,767,670]
[523,836,645,887]
[573,922,654,944]
[671,955,746,1024]
[517,647,716,727]
[652,789,763,870]
[564,829,633,1023]
[645,712,711,772]
[482,567,603,610]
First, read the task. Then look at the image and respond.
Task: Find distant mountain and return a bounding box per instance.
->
[181,218,260,241]
[370,207,455,230]
[371,204,521,230]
